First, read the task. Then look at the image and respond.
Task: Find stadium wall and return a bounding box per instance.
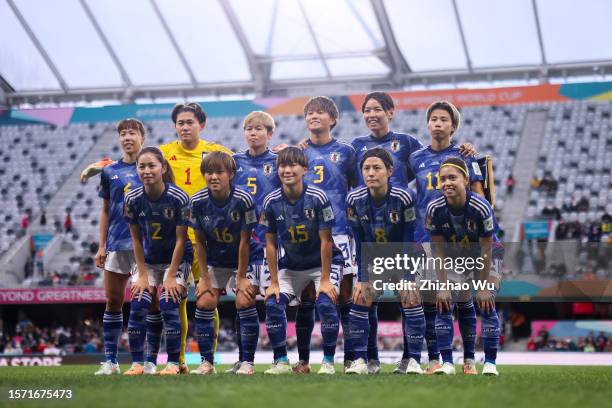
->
[2,81,612,126]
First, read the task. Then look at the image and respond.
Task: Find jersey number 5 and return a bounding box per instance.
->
[247,177,257,195]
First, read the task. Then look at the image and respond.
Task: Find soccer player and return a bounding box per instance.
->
[190,152,258,375]
[124,147,193,376]
[409,101,484,374]
[94,119,160,375]
[229,111,280,372]
[290,96,356,374]
[425,157,501,376]
[261,147,342,375]
[163,103,233,372]
[345,148,425,375]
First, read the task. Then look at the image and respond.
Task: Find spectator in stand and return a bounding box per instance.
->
[505,173,516,196]
[530,175,540,190]
[587,219,602,243]
[562,197,576,213]
[40,211,47,227]
[601,211,611,238]
[64,209,73,233]
[20,212,30,230]
[576,196,589,212]
[539,171,558,196]
[541,202,561,221]
[53,215,62,233]
[595,331,607,352]
[555,220,569,240]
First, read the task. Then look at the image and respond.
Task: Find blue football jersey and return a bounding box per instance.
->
[98,160,142,252]
[190,187,258,268]
[303,138,356,235]
[352,131,423,186]
[346,185,417,281]
[425,192,503,259]
[261,183,343,270]
[124,183,193,265]
[233,149,280,264]
[409,144,484,242]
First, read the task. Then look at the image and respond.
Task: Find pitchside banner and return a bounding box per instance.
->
[359,242,612,302]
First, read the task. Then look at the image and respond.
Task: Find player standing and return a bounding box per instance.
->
[261,147,342,375]
[345,148,425,375]
[94,119,161,375]
[124,147,193,375]
[290,97,357,373]
[189,152,258,375]
[409,101,484,374]
[425,157,501,376]
[227,111,280,372]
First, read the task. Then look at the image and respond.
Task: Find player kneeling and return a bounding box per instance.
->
[190,152,259,375]
[124,147,193,376]
[261,147,342,375]
[427,158,501,376]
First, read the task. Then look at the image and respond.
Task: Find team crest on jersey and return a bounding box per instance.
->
[389,210,400,224]
[330,152,341,162]
[390,140,400,152]
[231,210,241,222]
[304,208,315,220]
[263,164,273,176]
[163,207,175,220]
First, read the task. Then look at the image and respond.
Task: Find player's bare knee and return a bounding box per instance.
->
[235,291,255,309]
[196,293,218,309]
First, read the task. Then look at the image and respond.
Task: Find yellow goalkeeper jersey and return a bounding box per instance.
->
[160,139,233,198]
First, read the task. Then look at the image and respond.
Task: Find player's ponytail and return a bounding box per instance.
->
[137,146,175,184]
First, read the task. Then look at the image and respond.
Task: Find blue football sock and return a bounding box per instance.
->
[424,302,440,362]
[265,293,290,361]
[128,291,152,364]
[102,311,123,364]
[160,293,182,365]
[436,306,454,364]
[145,311,162,364]
[194,307,215,364]
[238,306,260,363]
[295,301,315,362]
[457,300,476,361]
[402,305,425,363]
[349,304,370,361]
[481,295,500,365]
[317,293,339,361]
[339,300,354,362]
[367,302,379,361]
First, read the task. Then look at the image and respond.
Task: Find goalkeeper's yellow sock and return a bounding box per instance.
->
[179,297,188,366]
[213,307,219,353]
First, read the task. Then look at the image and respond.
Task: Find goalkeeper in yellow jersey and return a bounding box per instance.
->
[82,102,231,373]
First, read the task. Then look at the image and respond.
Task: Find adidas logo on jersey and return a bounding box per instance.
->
[203,216,210,222]
[276,214,284,221]
[170,155,177,161]
[419,163,426,168]
[139,211,146,217]
[111,175,119,180]
[237,167,243,171]
[361,146,368,151]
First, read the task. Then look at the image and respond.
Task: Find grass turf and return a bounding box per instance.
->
[1,365,610,408]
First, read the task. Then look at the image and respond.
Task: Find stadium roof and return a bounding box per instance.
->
[1,0,612,106]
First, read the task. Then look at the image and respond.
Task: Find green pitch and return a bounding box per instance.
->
[1,365,610,408]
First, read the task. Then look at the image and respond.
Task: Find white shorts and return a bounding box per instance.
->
[210,264,262,290]
[278,265,342,300]
[104,251,136,275]
[131,261,191,288]
[333,234,356,276]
